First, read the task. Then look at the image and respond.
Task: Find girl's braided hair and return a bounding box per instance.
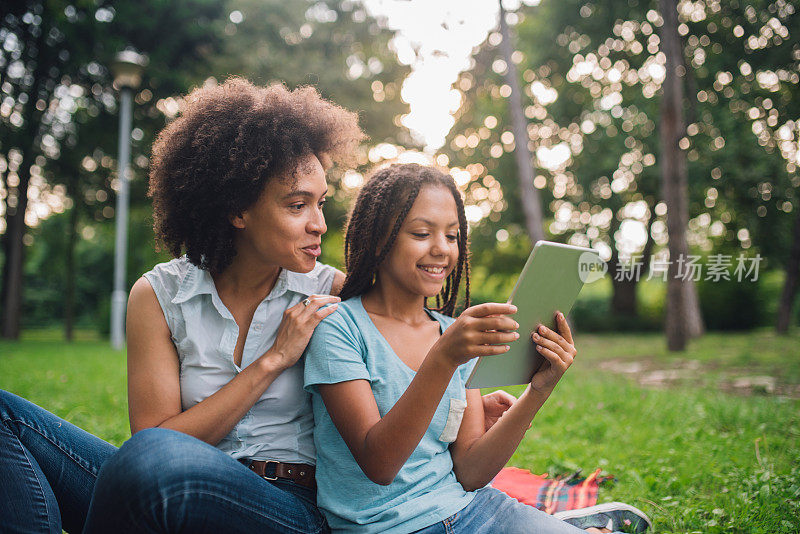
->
[340,163,470,316]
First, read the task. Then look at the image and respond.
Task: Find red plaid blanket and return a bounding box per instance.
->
[491,467,614,514]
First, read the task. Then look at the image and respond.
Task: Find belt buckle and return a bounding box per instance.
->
[261,460,280,481]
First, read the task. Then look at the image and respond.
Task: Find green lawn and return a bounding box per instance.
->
[1,329,798,533]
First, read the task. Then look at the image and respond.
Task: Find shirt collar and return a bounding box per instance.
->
[171,261,215,304]
[171,261,321,305]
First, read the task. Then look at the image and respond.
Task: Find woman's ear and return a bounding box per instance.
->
[230,212,246,229]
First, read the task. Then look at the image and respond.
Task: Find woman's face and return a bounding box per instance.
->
[376,185,460,299]
[232,153,328,273]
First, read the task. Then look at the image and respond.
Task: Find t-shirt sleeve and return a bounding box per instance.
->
[304,310,371,394]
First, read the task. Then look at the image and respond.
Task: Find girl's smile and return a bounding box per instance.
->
[377,185,460,300]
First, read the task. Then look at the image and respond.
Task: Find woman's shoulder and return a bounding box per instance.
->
[140,257,195,309]
[284,262,340,296]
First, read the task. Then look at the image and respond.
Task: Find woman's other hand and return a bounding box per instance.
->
[433,303,519,369]
[263,295,340,371]
[529,311,577,395]
[480,390,517,431]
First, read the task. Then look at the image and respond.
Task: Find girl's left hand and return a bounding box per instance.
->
[529,311,577,395]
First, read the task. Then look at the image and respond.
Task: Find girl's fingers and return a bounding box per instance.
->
[555,311,574,345]
[474,315,519,332]
[536,324,575,355]
[473,344,512,357]
[536,345,567,369]
[478,331,519,345]
[464,302,517,318]
[532,333,570,362]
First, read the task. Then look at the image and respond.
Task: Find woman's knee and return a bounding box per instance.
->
[96,427,231,495]
[0,390,28,420]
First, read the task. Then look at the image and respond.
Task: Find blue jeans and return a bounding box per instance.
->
[412,486,622,534]
[0,390,117,533]
[0,391,327,534]
[84,427,328,534]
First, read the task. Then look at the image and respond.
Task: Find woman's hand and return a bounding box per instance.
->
[432,303,519,369]
[529,311,577,395]
[481,390,517,431]
[262,295,340,371]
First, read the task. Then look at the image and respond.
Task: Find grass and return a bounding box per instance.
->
[1,328,799,533]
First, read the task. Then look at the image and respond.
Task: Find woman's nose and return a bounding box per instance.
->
[308,207,327,235]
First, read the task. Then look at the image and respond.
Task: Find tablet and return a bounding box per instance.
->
[464,241,601,389]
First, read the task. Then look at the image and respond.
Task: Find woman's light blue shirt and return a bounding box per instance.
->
[144,257,336,464]
[304,296,476,534]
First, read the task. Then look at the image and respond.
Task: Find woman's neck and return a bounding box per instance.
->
[362,280,430,325]
[212,252,281,301]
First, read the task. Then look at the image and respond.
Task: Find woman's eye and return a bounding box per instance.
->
[412,233,429,238]
[290,204,305,211]
[446,234,458,241]
[318,199,327,208]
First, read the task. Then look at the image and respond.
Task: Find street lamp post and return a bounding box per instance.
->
[110,50,147,350]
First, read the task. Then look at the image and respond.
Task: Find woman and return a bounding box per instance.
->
[0,78,514,534]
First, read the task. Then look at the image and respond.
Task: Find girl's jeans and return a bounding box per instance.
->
[412,486,625,534]
[0,390,327,533]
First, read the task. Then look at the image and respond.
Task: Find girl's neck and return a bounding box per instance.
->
[362,280,431,325]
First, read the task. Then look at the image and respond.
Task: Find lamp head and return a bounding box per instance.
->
[110,50,148,90]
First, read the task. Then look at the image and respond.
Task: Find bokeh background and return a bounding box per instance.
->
[1,1,799,532]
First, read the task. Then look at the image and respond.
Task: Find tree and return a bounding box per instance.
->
[498,0,545,243]
[659,0,703,350]
[0,0,225,339]
[443,0,797,336]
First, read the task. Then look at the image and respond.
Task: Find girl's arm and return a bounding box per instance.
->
[126,277,338,444]
[449,313,577,490]
[317,303,518,485]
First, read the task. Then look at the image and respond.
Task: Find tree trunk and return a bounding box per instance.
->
[608,207,656,317]
[0,16,50,340]
[64,203,80,342]
[777,207,800,334]
[1,157,33,339]
[498,0,546,245]
[658,0,704,351]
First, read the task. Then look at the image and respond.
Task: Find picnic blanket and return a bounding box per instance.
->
[491,467,615,514]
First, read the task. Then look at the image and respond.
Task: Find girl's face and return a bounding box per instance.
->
[377,185,460,299]
[232,153,328,273]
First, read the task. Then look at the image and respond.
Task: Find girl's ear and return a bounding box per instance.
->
[230,212,246,229]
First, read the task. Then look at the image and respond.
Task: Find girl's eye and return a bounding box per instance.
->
[411,232,429,238]
[446,234,458,241]
[290,203,305,212]
[318,199,327,208]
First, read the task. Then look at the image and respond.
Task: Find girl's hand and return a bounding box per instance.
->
[263,295,341,371]
[432,303,519,368]
[529,311,576,395]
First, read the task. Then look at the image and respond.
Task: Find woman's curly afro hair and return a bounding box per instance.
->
[148,77,365,273]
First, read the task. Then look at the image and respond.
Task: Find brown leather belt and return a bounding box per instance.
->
[240,459,316,490]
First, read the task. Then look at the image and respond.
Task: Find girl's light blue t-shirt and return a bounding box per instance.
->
[304,296,476,534]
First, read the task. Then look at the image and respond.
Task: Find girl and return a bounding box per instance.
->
[303,164,649,533]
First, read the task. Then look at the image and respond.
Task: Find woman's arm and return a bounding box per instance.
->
[317,303,518,485]
[126,277,338,445]
[448,313,577,490]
